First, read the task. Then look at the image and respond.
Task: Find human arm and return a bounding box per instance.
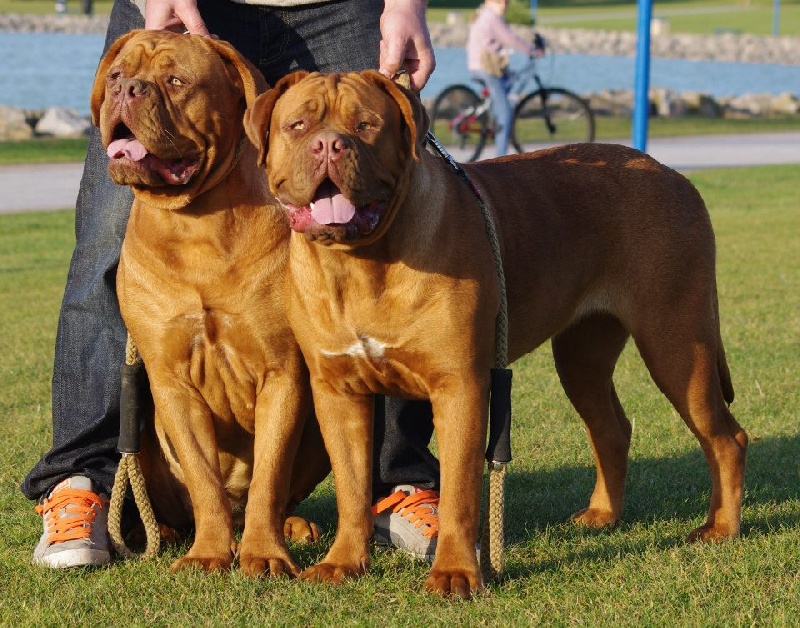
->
[379,0,436,92]
[144,0,210,35]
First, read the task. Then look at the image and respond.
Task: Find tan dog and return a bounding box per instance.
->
[91,31,330,574]
[244,70,748,597]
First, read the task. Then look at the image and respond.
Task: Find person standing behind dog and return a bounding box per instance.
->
[466,0,543,157]
[24,0,442,569]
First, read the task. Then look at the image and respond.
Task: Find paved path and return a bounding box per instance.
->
[635,132,800,172]
[0,162,83,213]
[1,132,799,214]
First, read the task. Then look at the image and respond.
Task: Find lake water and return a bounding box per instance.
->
[1,32,799,116]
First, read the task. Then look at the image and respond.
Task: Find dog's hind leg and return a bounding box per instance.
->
[552,313,632,528]
[631,301,747,541]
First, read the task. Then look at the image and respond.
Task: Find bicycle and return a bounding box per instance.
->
[429,50,595,162]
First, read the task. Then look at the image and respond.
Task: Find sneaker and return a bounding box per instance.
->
[33,476,111,568]
[373,485,439,562]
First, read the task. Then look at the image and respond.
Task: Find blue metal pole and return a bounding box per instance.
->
[632,0,653,152]
[773,0,780,35]
[529,0,538,25]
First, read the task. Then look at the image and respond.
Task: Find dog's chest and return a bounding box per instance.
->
[290,262,451,399]
[320,334,387,361]
[143,307,269,427]
[310,330,426,398]
[190,312,262,401]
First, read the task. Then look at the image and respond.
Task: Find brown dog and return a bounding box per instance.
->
[244,70,748,597]
[91,31,330,575]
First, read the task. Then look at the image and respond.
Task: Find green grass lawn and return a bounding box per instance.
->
[2,118,799,166]
[0,137,89,165]
[428,0,800,35]
[1,164,798,624]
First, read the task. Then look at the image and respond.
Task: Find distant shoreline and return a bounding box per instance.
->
[2,12,800,65]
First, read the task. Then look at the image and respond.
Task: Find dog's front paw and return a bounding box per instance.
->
[572,507,619,528]
[284,515,321,544]
[170,554,233,573]
[686,521,739,542]
[239,553,301,578]
[424,568,483,600]
[299,560,367,584]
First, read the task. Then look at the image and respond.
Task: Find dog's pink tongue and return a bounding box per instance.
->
[310,181,356,225]
[107,138,147,161]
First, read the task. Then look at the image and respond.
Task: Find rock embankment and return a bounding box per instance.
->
[1,12,798,140]
[429,19,800,66]
[0,12,107,35]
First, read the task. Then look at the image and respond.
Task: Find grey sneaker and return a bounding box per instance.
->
[33,476,111,568]
[373,485,439,562]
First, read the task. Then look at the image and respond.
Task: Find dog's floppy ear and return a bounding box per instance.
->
[365,70,429,161]
[244,70,311,167]
[89,30,139,127]
[206,37,268,110]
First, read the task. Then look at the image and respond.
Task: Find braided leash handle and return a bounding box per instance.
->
[480,462,506,580]
[109,454,160,559]
[107,333,160,559]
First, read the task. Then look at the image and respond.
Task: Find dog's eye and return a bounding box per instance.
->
[108,70,121,81]
[356,121,375,133]
[168,76,184,86]
[289,120,305,131]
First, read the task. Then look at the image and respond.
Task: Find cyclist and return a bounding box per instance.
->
[466,0,544,156]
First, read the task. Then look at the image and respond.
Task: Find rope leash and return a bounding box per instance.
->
[424,130,513,583]
[395,70,512,582]
[108,333,160,559]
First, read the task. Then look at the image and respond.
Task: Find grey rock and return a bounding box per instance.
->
[0,105,33,140]
[34,107,91,137]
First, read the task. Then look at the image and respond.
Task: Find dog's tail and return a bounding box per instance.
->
[714,281,735,405]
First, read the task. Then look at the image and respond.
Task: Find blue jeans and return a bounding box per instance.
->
[22,0,438,501]
[473,70,513,156]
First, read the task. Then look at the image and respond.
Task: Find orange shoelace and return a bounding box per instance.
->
[372,489,440,539]
[34,488,105,544]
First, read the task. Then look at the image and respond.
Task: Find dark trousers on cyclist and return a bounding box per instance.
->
[472,70,513,156]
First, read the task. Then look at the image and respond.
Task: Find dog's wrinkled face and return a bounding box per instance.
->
[91,30,264,208]
[245,71,427,246]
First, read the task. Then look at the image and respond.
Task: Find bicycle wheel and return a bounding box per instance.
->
[429,85,488,162]
[511,88,595,153]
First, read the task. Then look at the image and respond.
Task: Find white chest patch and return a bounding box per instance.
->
[321,336,387,360]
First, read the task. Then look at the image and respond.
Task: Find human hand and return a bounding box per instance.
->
[379,0,436,92]
[144,0,210,35]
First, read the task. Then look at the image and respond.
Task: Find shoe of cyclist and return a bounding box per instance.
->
[33,475,111,568]
[373,484,439,562]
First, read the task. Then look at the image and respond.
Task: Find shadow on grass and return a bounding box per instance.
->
[511,432,798,532]
[291,432,799,574]
[116,427,797,571]
[501,432,800,578]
